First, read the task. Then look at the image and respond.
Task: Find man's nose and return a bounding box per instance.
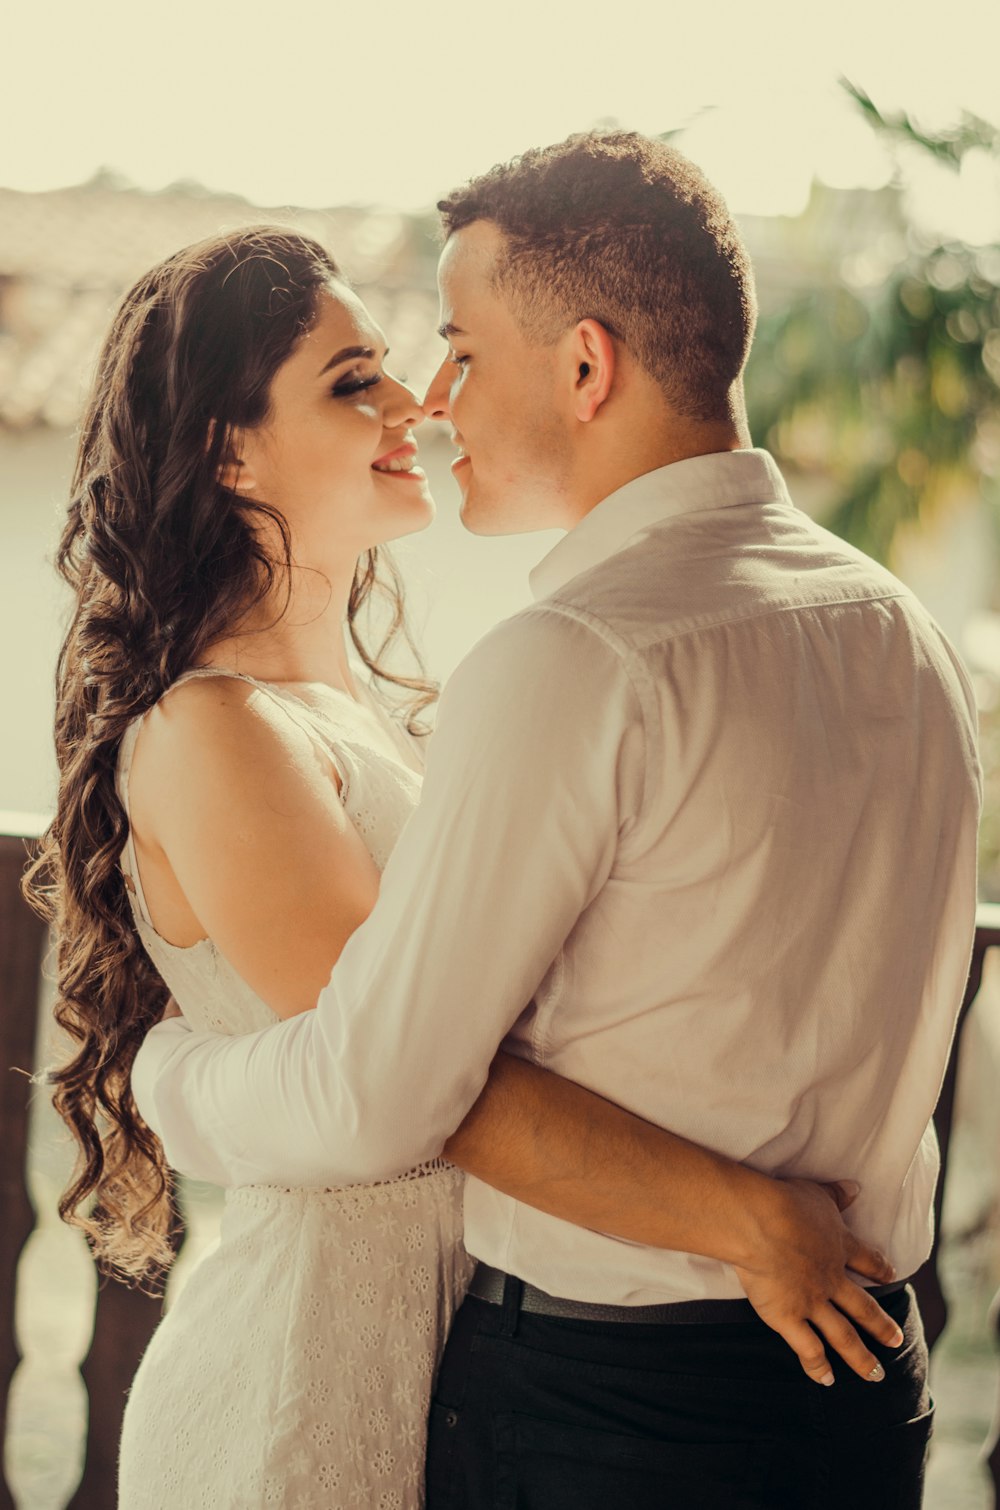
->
[422,360,452,423]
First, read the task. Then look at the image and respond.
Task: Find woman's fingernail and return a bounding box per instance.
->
[868,1363,885,1382]
[889,1327,904,1347]
[820,1371,835,1387]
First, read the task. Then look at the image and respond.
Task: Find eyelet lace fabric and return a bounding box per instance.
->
[116,674,474,1508]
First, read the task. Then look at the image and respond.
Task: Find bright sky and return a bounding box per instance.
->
[5,0,999,241]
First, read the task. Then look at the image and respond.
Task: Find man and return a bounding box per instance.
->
[134,133,981,1505]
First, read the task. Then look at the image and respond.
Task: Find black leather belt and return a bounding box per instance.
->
[468,1261,907,1326]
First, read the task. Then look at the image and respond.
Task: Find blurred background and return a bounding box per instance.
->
[2,0,1000,1503]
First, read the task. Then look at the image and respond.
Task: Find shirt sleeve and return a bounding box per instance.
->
[130,605,645,1187]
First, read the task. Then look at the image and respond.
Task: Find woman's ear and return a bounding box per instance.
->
[571,319,616,423]
[217,457,256,493]
[209,420,257,494]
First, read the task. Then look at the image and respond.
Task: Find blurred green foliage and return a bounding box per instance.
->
[745,82,1000,896]
[977,690,1000,900]
[746,83,1000,566]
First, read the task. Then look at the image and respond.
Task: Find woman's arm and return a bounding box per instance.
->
[445,1053,903,1388]
[129,677,380,1017]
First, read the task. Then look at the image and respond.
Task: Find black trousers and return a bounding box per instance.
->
[425,1280,932,1509]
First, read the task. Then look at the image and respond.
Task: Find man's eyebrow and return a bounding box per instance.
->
[317,344,381,377]
[437,322,466,340]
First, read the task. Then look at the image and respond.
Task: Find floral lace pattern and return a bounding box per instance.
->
[118,1172,473,1509]
[116,674,473,1508]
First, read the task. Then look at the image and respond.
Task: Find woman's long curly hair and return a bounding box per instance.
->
[22,226,437,1288]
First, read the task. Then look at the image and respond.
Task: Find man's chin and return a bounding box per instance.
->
[457,475,565,537]
[457,485,501,536]
[459,504,517,537]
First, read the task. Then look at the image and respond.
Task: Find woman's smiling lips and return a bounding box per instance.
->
[371,441,425,480]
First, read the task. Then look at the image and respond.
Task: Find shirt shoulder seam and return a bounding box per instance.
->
[541,582,914,655]
[647,585,915,647]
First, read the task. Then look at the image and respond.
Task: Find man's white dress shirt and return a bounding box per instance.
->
[133,449,982,1303]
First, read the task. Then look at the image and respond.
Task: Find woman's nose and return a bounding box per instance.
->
[384,373,424,430]
[422,359,452,423]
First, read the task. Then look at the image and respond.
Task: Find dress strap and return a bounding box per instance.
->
[158,668,352,799]
[118,674,252,926]
[117,717,156,929]
[117,668,353,926]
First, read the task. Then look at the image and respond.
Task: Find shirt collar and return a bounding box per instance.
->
[529,448,792,601]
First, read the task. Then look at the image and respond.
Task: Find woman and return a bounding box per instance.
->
[25,228,896,1509]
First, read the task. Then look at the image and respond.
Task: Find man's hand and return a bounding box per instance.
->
[734,1178,904,1386]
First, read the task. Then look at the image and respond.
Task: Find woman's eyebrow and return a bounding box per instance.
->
[317,344,380,377]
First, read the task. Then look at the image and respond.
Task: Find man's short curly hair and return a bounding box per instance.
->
[438,131,757,422]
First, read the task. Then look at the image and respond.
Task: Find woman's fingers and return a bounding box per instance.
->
[843,1230,896,1284]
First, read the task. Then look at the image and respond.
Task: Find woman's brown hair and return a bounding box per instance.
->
[22,226,436,1287]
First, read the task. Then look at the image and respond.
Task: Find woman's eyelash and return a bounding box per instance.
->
[449,353,469,368]
[332,372,383,397]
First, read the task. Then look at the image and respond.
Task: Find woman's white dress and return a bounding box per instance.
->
[116,670,473,1510]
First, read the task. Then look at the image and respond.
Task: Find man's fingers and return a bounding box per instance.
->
[822,1178,860,1212]
[810,1300,887,1383]
[834,1280,905,1350]
[843,1231,896,1285]
[772,1318,835,1387]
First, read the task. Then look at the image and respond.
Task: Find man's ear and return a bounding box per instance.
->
[571,319,616,423]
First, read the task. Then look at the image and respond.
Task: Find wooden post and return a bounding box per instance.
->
[0,817,49,1510]
[905,904,1000,1509]
[67,1202,182,1510]
[971,912,1000,1510]
[988,1285,1000,1510]
[911,906,1000,1351]
[0,812,185,1509]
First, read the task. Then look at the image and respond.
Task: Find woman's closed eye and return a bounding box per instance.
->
[332,370,383,398]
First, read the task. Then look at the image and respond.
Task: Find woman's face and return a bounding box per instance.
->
[232,282,434,568]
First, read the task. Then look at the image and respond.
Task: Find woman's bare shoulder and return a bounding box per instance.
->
[129,674,339,840]
[140,673,316,759]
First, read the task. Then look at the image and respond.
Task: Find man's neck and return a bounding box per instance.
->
[561,418,749,531]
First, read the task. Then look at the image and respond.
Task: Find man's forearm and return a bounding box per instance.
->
[444,1052,784,1269]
